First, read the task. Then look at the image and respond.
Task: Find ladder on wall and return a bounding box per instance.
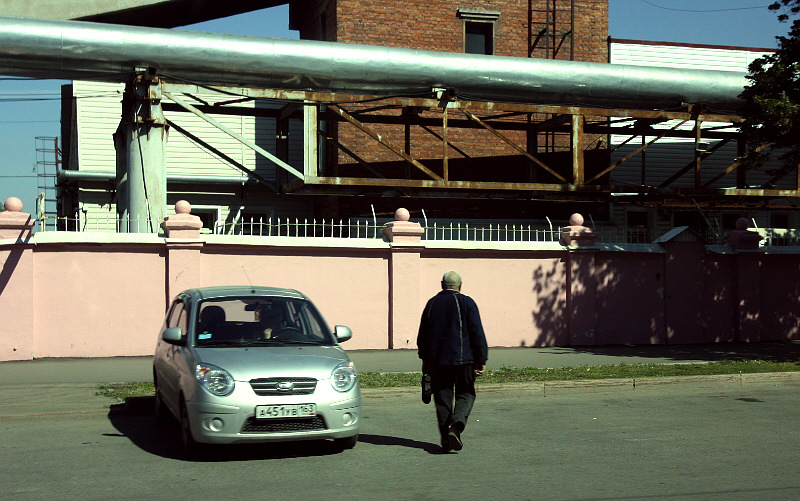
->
[527,0,576,168]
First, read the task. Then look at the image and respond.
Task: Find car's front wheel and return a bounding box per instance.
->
[179,399,200,457]
[153,376,170,424]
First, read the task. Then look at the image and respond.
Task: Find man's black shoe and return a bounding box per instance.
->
[441,440,452,453]
[421,373,432,404]
[447,428,463,451]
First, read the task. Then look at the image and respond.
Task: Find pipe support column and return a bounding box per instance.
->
[115,74,168,233]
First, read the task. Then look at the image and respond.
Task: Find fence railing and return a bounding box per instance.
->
[422,221,560,242]
[37,214,161,234]
[30,213,800,247]
[214,218,383,239]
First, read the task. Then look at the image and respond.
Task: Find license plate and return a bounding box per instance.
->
[255,403,316,419]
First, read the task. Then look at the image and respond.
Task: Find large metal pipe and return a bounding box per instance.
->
[0,15,746,112]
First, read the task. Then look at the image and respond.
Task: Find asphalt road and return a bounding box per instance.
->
[3,377,799,500]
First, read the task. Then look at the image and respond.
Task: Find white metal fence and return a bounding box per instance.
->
[37,214,161,233]
[32,213,800,246]
[213,217,384,239]
[421,221,560,242]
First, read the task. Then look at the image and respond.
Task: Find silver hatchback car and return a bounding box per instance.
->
[153,286,361,454]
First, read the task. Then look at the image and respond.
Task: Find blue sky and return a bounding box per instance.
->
[0,1,792,211]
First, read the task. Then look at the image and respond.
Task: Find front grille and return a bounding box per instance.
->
[241,416,327,433]
[249,377,318,396]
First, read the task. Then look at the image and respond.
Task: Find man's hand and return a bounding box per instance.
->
[474,364,485,377]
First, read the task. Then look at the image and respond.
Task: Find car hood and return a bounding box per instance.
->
[192,345,352,381]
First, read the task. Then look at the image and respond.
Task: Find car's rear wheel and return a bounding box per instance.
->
[334,434,358,450]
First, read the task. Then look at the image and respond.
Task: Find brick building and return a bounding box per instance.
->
[288,0,609,219]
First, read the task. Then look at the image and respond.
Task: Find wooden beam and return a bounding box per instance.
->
[572,114,584,185]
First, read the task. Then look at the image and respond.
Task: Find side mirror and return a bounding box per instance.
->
[162,326,184,345]
[334,325,352,343]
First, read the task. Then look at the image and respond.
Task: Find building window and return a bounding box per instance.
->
[465,22,493,54]
[771,213,789,229]
[234,208,275,236]
[188,206,221,234]
[457,9,500,55]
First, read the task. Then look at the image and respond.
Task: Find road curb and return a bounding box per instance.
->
[361,371,800,398]
[2,372,798,418]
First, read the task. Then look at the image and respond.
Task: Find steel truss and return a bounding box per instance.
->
[160,81,799,209]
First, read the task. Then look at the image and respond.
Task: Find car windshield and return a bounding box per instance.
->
[193,296,336,347]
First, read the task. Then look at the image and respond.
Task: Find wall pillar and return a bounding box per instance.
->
[727,218,765,342]
[384,208,425,349]
[162,201,204,303]
[0,197,35,360]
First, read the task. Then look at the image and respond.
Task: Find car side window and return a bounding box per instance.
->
[293,301,328,342]
[166,299,188,333]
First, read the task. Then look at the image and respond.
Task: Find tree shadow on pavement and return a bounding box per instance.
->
[106,396,351,461]
[563,340,800,363]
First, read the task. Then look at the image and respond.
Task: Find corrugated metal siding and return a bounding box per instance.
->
[72,80,301,179]
[611,140,792,190]
[71,80,314,227]
[608,42,793,191]
[610,42,770,71]
[73,81,122,173]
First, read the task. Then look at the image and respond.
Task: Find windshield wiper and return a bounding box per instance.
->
[196,340,245,347]
[240,338,286,346]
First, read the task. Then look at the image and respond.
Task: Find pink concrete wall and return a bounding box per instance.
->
[2,202,800,361]
[760,255,800,341]
[419,250,567,348]
[31,244,167,358]
[0,244,34,360]
[594,252,666,345]
[198,247,390,350]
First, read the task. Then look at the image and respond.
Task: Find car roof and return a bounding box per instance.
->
[181,286,308,301]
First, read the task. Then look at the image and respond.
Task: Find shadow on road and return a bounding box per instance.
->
[358,433,441,454]
[107,396,350,461]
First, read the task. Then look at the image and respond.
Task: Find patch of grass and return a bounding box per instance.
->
[96,382,156,402]
[359,359,800,388]
[97,359,800,399]
[480,359,800,383]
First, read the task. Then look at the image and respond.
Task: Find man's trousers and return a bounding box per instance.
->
[430,364,476,437]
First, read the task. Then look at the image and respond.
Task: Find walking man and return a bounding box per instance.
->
[417,270,488,453]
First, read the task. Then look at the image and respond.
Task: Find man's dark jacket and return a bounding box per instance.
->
[417,289,488,366]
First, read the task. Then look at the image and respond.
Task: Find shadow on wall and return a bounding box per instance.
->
[530,258,568,347]
[0,247,24,296]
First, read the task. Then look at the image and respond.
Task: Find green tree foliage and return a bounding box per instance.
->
[739,1,800,179]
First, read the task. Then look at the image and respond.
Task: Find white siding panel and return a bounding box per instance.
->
[73,81,292,180]
[607,42,792,191]
[74,81,123,173]
[611,141,794,190]
[610,42,772,72]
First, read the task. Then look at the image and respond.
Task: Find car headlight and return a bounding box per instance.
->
[196,363,235,396]
[331,361,358,393]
